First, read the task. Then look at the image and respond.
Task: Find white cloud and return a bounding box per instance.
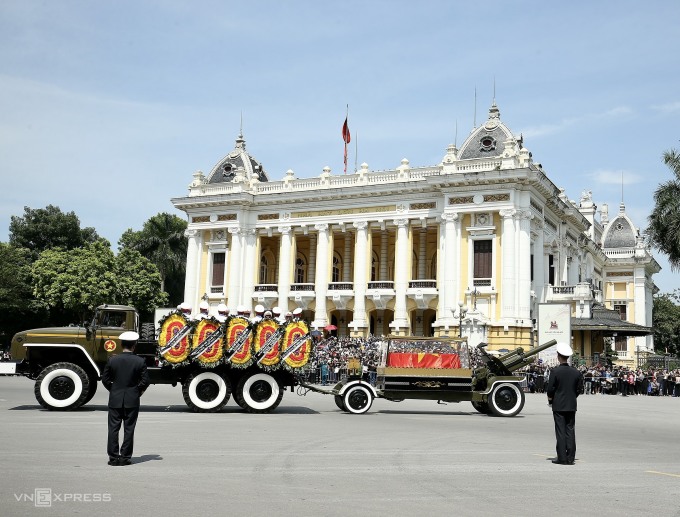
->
[651,101,680,114]
[520,106,633,139]
[590,169,643,185]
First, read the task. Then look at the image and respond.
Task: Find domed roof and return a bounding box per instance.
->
[602,203,638,248]
[205,132,269,184]
[458,102,516,160]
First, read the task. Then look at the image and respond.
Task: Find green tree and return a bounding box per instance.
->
[652,292,680,356]
[32,241,167,322]
[0,244,45,344]
[9,205,100,260]
[647,149,680,269]
[119,212,187,305]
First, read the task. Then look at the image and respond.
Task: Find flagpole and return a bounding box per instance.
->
[345,104,349,175]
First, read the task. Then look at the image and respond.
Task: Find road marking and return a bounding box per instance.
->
[646,470,680,478]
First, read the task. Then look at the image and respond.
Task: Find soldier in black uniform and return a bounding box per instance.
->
[102,331,150,466]
[546,342,583,465]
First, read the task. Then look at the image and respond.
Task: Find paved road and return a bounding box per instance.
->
[0,376,679,516]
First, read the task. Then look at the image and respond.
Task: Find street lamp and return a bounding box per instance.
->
[454,301,468,337]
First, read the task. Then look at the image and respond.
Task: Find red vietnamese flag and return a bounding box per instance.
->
[342,116,350,173]
[342,117,351,144]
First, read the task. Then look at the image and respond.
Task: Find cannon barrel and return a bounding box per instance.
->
[499,339,557,371]
[478,339,557,376]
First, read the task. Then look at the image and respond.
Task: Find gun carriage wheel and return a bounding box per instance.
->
[334,395,347,412]
[34,362,91,411]
[236,373,283,413]
[488,382,525,417]
[182,371,231,412]
[471,401,491,414]
[342,384,373,414]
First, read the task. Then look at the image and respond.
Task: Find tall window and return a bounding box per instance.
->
[211,252,225,286]
[371,253,378,281]
[473,240,492,280]
[259,256,268,284]
[614,335,628,353]
[548,254,555,285]
[332,254,341,282]
[295,255,307,283]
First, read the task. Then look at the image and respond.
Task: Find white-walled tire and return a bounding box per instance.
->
[34,362,90,411]
[237,373,283,413]
[342,384,373,414]
[488,382,525,417]
[182,371,231,413]
[334,394,348,412]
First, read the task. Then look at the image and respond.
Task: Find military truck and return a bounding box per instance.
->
[304,336,557,416]
[0,304,312,414]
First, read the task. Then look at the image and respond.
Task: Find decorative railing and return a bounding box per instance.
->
[254,284,278,292]
[473,278,492,287]
[408,280,437,289]
[328,282,353,290]
[368,281,395,290]
[290,283,314,292]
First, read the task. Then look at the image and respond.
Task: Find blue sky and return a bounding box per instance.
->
[2,1,680,291]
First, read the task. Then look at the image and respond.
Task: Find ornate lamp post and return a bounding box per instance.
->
[453,301,468,338]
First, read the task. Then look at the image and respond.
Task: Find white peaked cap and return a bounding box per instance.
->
[555,342,573,357]
[293,308,302,315]
[119,331,139,341]
[272,306,281,315]
[199,301,209,310]
[217,303,228,313]
[255,304,265,313]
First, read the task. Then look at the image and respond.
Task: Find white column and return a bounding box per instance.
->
[343,232,352,281]
[312,224,329,328]
[183,228,201,307]
[226,227,242,311]
[308,233,317,283]
[242,229,258,310]
[438,213,458,326]
[391,218,409,331]
[351,221,368,328]
[277,225,293,311]
[532,222,545,302]
[517,210,533,320]
[500,209,516,321]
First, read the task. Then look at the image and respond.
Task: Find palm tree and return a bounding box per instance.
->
[122,213,187,298]
[647,149,680,270]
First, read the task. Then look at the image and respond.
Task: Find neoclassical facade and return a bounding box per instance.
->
[171,103,658,364]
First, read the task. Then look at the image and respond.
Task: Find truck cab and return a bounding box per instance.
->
[6,305,140,411]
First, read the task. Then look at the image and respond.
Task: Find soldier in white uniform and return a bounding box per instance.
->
[216,303,229,323]
[197,301,210,320]
[251,304,265,324]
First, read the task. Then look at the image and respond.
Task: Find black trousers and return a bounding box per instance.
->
[553,411,576,463]
[107,406,139,460]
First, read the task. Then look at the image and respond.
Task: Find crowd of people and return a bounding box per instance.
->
[525,364,680,396]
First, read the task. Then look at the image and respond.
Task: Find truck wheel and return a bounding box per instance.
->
[342,384,373,414]
[34,362,90,411]
[82,378,98,405]
[237,373,283,413]
[488,382,525,417]
[471,401,491,414]
[182,372,231,412]
[334,394,347,412]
